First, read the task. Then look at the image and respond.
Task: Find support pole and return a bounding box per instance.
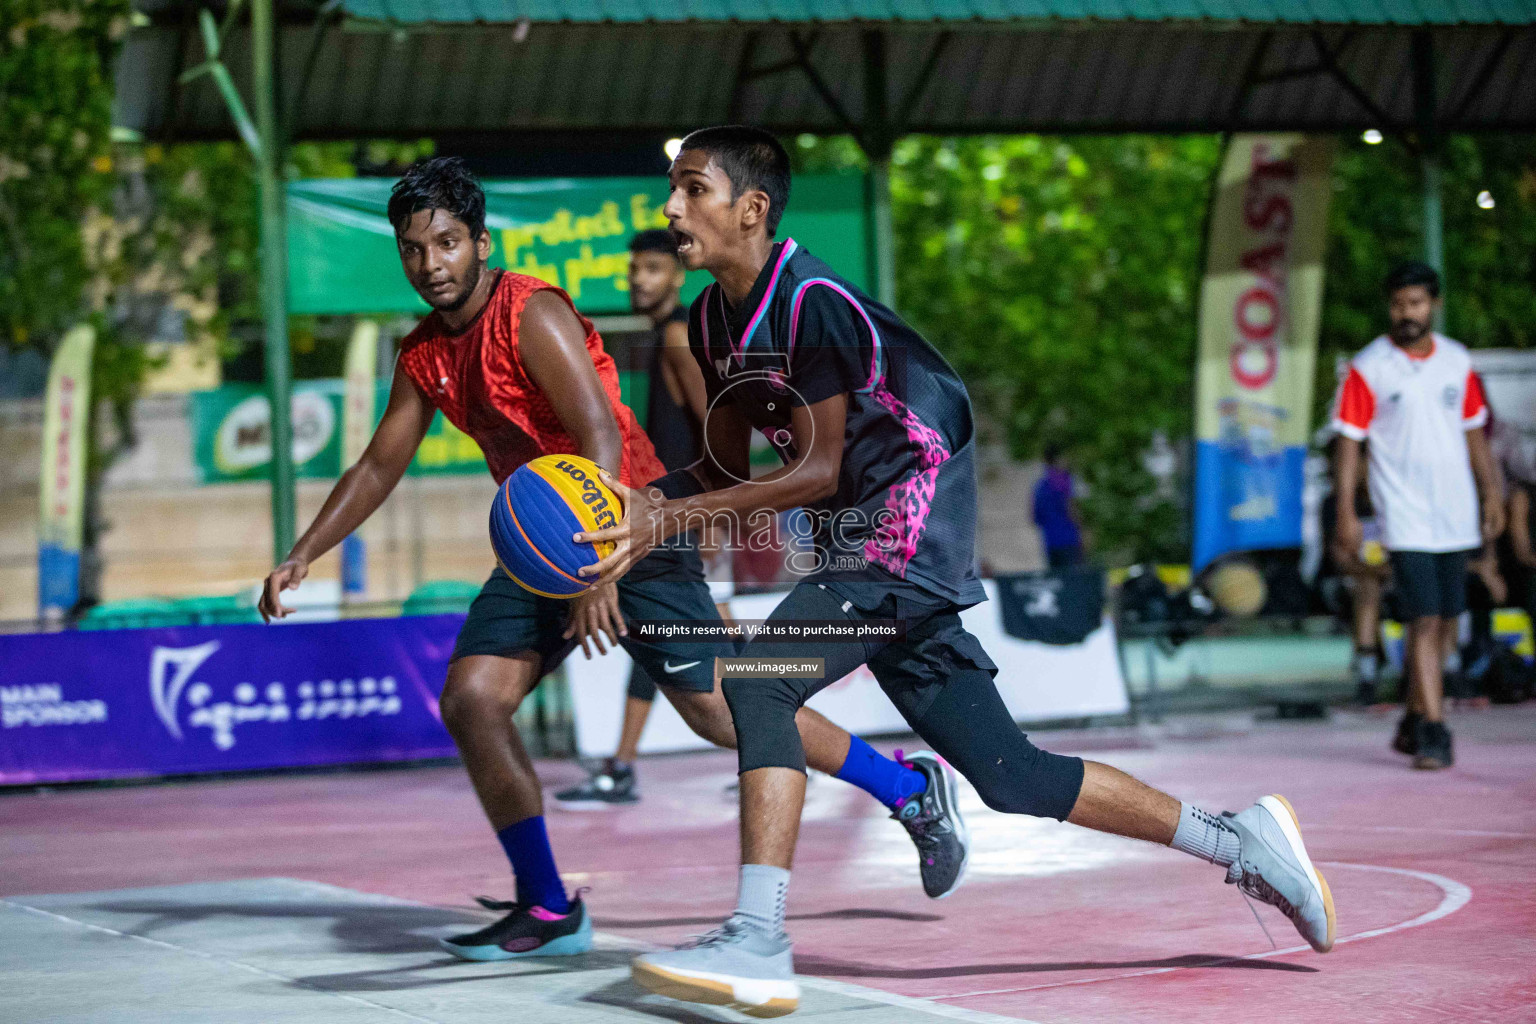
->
[1421,152,1444,278]
[861,30,896,309]
[865,160,896,309]
[1411,28,1446,330]
[253,0,295,561]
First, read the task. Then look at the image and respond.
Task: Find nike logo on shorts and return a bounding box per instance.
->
[663,660,701,674]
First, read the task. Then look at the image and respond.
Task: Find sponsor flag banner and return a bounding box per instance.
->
[286,175,872,316]
[1192,135,1334,570]
[342,320,380,468]
[38,324,96,616]
[341,321,380,594]
[0,616,461,785]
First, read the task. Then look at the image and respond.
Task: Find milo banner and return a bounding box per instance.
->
[1192,135,1334,570]
[190,379,345,483]
[37,324,96,617]
[0,616,460,785]
[286,175,871,315]
[190,379,485,483]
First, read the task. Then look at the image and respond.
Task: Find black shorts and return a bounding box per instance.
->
[1389,549,1472,620]
[452,542,728,693]
[737,570,997,722]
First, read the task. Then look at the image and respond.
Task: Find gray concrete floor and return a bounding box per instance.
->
[0,878,1021,1024]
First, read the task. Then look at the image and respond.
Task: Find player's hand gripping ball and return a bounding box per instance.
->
[490,455,622,598]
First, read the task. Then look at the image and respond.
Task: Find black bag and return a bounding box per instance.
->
[1483,645,1535,704]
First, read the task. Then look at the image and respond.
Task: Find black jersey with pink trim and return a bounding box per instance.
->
[689,239,984,606]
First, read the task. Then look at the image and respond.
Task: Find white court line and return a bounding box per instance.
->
[0,896,449,1024]
[3,879,1035,1024]
[297,879,1044,1024]
[925,862,1472,1002]
[1310,824,1536,840]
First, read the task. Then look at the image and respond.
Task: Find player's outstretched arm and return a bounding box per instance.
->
[577,392,849,586]
[517,288,628,655]
[259,364,434,622]
[518,289,625,475]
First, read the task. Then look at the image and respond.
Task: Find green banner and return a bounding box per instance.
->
[287,175,871,316]
[191,380,346,483]
[191,379,491,483]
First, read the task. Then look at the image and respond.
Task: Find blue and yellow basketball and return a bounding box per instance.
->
[490,455,622,599]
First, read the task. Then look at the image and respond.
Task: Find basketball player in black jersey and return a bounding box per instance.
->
[580,126,1336,1017]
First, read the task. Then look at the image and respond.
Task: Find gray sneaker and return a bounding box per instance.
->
[1221,795,1336,952]
[632,917,799,1018]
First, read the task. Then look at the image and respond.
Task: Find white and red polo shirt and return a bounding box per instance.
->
[1331,333,1487,553]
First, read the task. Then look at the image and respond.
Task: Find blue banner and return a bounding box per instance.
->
[1192,441,1308,569]
[0,616,462,785]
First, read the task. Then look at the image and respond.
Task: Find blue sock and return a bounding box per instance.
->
[835,736,927,811]
[496,816,571,914]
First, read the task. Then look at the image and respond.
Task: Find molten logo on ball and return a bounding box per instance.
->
[490,454,623,599]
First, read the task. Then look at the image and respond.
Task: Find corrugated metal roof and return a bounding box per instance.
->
[115,19,1536,140]
[339,0,1536,25]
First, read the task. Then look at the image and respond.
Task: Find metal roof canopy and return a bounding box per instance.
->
[118,1,1536,148]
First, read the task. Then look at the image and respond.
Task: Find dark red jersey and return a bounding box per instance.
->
[398,271,664,487]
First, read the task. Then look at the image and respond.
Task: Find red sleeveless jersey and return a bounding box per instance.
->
[397,272,664,487]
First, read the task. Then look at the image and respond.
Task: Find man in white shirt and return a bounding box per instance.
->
[1332,262,1503,770]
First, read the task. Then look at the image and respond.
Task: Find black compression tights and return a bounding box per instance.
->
[724,666,1085,822]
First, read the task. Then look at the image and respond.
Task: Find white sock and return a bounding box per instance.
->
[1169,803,1241,867]
[1354,650,1380,683]
[735,864,790,936]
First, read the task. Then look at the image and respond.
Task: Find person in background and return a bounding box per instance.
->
[1483,410,1536,670]
[1332,261,1504,770]
[1033,443,1087,569]
[554,230,732,809]
[1322,445,1391,705]
[1499,423,1536,626]
[1456,388,1508,704]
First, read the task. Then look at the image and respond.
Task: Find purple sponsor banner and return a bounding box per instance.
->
[0,615,463,785]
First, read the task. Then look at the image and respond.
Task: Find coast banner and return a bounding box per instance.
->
[286,175,871,316]
[1192,135,1334,571]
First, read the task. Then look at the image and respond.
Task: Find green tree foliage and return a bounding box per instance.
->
[797,134,1222,560]
[0,0,129,348]
[1319,133,1536,416]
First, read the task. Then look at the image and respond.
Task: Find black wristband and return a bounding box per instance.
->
[647,467,707,501]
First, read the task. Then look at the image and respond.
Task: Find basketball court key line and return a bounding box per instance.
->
[0,896,450,1024]
[925,862,1472,1001]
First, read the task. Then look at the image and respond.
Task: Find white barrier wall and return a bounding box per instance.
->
[567,581,1130,758]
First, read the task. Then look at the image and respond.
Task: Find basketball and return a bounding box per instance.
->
[490,455,622,599]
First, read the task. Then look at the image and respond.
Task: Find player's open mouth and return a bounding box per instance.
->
[673,230,694,254]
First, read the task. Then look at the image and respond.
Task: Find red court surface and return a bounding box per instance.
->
[4,704,1534,1024]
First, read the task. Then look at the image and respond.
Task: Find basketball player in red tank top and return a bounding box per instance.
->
[255,158,937,960]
